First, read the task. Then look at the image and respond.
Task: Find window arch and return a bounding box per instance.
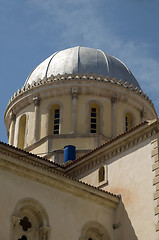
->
[10,198,50,240]
[125,112,133,131]
[89,103,100,134]
[18,114,26,149]
[49,104,60,135]
[80,221,110,240]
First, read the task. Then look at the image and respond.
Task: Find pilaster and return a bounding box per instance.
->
[39,226,51,240]
[71,88,78,134]
[33,96,40,142]
[111,97,117,138]
[8,110,16,145]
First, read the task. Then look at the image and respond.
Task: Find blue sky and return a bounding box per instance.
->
[1,0,159,143]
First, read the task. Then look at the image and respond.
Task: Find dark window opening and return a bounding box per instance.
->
[18,236,27,240]
[19,216,32,231]
[54,108,60,134]
[125,116,128,131]
[99,166,105,183]
[90,107,97,133]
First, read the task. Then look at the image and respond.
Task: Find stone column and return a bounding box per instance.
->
[33,96,40,142]
[71,88,78,134]
[39,226,50,240]
[9,110,16,145]
[111,97,117,138]
[140,107,147,122]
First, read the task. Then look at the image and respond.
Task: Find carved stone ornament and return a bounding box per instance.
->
[33,96,40,106]
[72,87,78,99]
[111,97,117,104]
[11,216,20,226]
[10,110,16,121]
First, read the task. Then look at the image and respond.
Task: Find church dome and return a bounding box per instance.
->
[25,46,140,89]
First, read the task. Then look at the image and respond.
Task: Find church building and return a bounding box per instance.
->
[1,46,159,239]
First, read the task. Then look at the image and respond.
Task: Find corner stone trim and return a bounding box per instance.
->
[152,138,159,232]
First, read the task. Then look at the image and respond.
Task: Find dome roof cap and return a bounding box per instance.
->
[25,46,140,89]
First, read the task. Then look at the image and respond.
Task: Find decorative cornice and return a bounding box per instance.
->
[7,74,154,107]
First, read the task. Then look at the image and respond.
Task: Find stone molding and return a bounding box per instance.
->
[66,123,159,178]
[7,74,154,107]
[151,138,159,232]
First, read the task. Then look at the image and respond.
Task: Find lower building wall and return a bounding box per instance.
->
[0,167,115,240]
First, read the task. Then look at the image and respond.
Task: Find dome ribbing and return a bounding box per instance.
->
[25,46,140,89]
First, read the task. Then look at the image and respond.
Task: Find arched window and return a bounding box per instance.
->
[80,221,110,240]
[49,104,60,134]
[89,103,100,134]
[18,114,26,149]
[11,198,50,240]
[125,112,133,131]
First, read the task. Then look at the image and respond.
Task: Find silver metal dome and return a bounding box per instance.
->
[25,46,140,88]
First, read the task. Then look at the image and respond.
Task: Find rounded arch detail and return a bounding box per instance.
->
[10,198,50,240]
[80,221,111,240]
[123,109,136,132]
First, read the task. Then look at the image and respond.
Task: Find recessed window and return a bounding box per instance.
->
[98,166,105,183]
[49,104,60,135]
[90,105,100,133]
[125,112,133,131]
[54,108,60,134]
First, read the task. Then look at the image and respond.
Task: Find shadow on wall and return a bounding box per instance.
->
[114,200,138,240]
